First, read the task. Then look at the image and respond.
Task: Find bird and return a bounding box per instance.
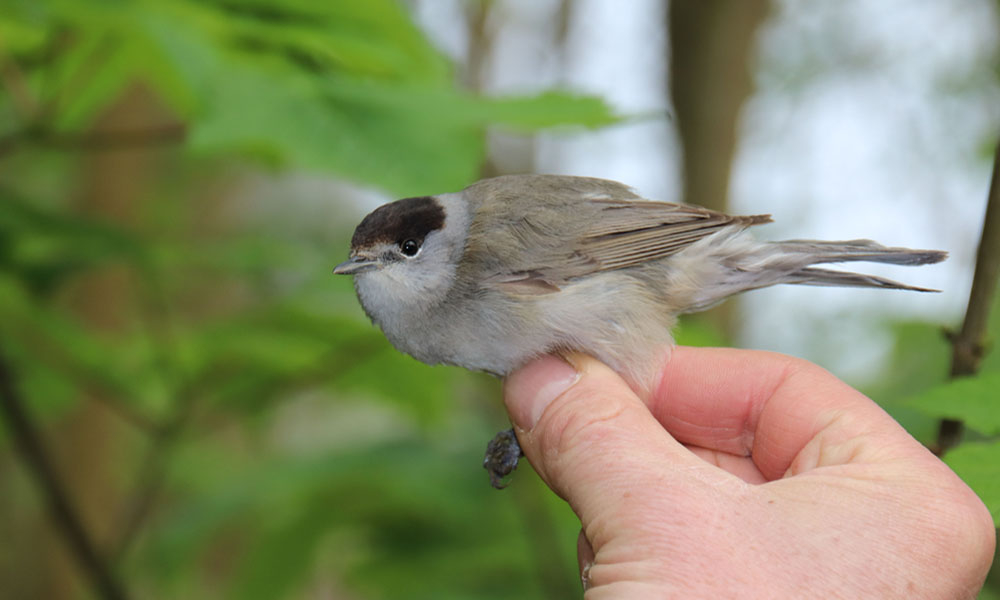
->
[333,173,947,486]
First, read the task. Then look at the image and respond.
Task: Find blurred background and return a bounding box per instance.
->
[1,1,998,598]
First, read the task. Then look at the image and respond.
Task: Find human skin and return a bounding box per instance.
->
[502,347,996,599]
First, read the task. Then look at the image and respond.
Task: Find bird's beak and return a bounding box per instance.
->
[333,256,379,275]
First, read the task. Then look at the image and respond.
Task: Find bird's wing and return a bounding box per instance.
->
[567,199,771,273]
[478,198,771,293]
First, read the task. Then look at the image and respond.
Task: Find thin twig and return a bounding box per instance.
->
[0,342,130,600]
[937,139,1000,453]
[109,276,189,559]
[111,391,196,561]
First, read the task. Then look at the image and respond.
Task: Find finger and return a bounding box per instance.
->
[651,346,915,480]
[503,354,730,529]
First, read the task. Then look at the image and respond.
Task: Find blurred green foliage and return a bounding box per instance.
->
[0,1,614,598]
[1,0,615,194]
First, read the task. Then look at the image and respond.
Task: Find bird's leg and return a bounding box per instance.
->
[483,428,523,489]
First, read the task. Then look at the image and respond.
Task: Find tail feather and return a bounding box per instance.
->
[785,267,940,292]
[679,234,947,313]
[776,239,947,266]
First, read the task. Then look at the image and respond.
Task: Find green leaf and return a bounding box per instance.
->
[0,6,48,54]
[479,91,621,131]
[943,441,1000,526]
[201,0,453,83]
[866,320,951,405]
[902,372,1000,436]
[189,71,618,195]
[53,35,145,128]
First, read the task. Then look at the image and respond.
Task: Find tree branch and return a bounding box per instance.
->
[937,139,1000,452]
[0,124,187,158]
[0,342,130,600]
[111,391,196,561]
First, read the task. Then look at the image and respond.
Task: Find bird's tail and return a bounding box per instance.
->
[782,267,939,292]
[772,239,947,292]
[776,239,947,267]
[675,235,947,313]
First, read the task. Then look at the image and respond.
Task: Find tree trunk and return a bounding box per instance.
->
[669,0,770,339]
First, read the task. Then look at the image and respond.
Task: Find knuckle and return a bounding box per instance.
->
[939,490,996,566]
[904,480,996,585]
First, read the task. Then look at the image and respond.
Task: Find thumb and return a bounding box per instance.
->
[503,354,718,524]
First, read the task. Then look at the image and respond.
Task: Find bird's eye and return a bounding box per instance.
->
[400,239,420,257]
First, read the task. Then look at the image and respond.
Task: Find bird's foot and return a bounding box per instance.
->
[483,428,523,489]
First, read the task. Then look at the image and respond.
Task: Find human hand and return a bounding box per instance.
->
[502,347,996,598]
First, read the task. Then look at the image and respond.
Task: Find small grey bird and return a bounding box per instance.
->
[334,174,946,487]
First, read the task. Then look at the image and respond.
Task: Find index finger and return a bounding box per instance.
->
[649,346,913,481]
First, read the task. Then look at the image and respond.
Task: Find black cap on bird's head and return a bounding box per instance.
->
[334,196,446,275]
[350,196,446,250]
